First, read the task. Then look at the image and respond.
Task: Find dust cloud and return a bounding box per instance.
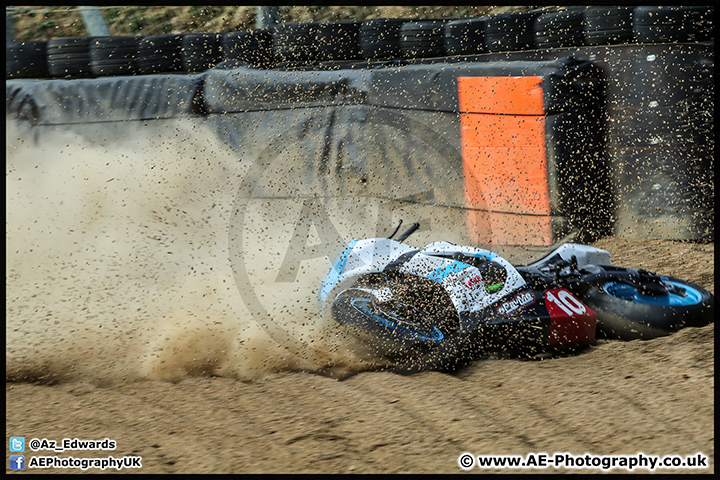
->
[5,119,379,385]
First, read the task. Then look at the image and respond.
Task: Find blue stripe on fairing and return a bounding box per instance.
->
[318,239,359,303]
[448,251,499,261]
[351,297,444,341]
[372,315,444,341]
[427,260,469,284]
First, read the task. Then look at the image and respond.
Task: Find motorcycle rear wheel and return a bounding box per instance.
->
[583,276,714,340]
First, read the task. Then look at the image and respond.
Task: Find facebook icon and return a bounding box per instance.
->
[10,455,25,470]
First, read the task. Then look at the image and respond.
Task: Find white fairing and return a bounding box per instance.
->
[318,238,526,316]
[413,241,526,314]
[527,243,611,269]
[317,238,414,307]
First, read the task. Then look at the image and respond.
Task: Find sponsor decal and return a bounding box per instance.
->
[497,291,535,316]
[465,275,484,289]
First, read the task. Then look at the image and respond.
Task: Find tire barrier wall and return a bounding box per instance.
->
[361,58,609,245]
[7,7,714,80]
[5,42,712,243]
[457,68,609,246]
[6,57,606,248]
[202,58,607,247]
[607,46,714,241]
[458,42,713,242]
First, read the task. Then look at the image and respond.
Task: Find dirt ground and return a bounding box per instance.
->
[5,237,714,474]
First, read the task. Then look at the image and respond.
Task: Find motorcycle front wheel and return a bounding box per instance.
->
[582,276,714,340]
[330,288,447,357]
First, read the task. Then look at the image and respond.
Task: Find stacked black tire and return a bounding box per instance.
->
[484,11,542,52]
[7,41,48,78]
[47,37,94,77]
[583,6,634,46]
[181,33,222,72]
[582,6,714,46]
[273,22,320,63]
[273,21,365,65]
[534,9,585,48]
[633,6,714,43]
[8,7,715,80]
[316,21,363,62]
[444,17,488,56]
[222,29,274,69]
[399,19,452,58]
[359,18,410,59]
[90,36,140,76]
[137,34,184,74]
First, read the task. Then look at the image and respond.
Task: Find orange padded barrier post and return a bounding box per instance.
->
[458,76,552,246]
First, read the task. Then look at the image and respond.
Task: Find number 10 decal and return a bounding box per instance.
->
[544,288,596,347]
[545,289,587,316]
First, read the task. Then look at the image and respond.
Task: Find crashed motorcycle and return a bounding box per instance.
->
[317,222,714,373]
